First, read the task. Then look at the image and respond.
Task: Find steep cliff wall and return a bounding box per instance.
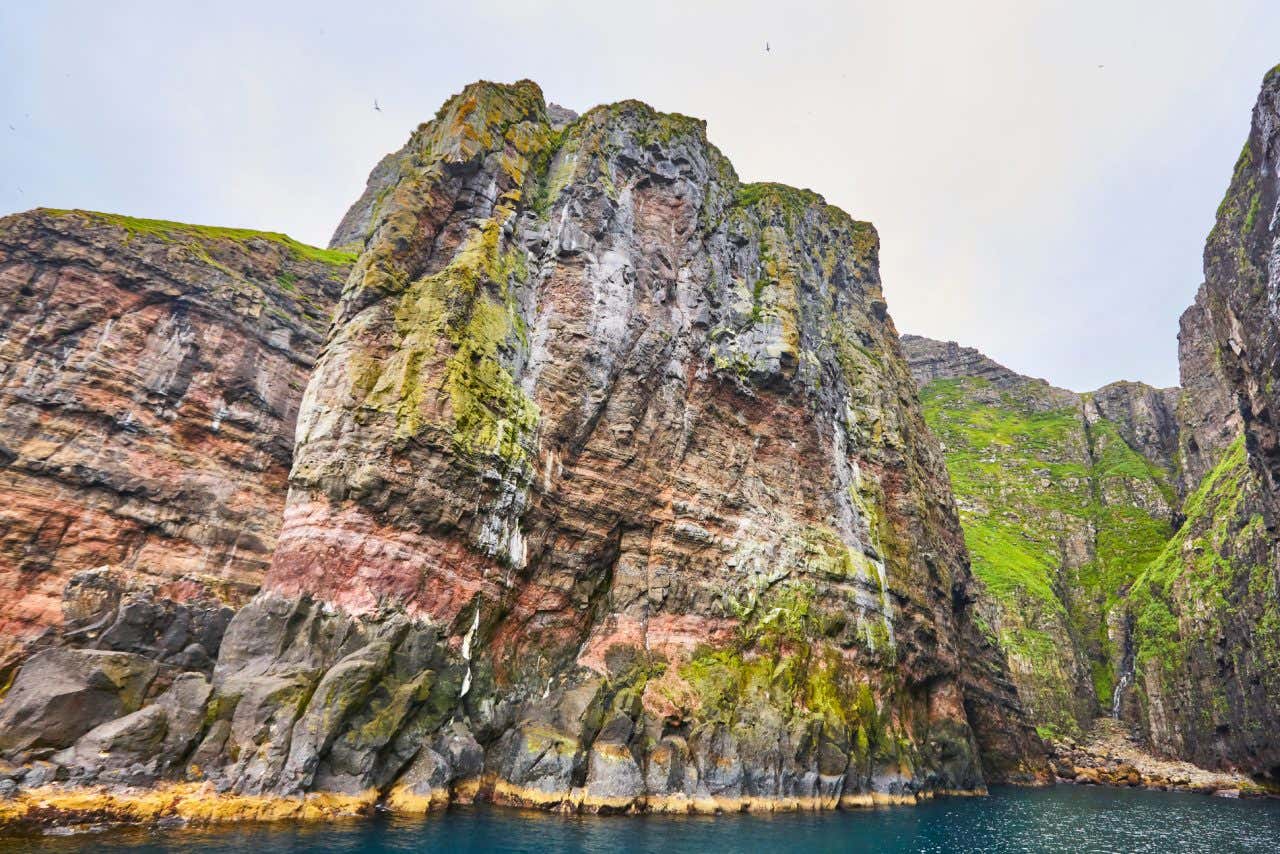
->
[903,67,1280,778]
[1127,65,1280,777]
[0,80,1046,820]
[0,210,351,668]
[901,336,1178,740]
[246,79,1047,808]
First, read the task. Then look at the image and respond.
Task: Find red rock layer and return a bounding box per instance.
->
[261,80,1047,791]
[0,210,350,662]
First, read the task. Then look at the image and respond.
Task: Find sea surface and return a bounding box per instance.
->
[4,785,1280,853]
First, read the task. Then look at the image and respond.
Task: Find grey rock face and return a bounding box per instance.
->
[195,594,458,797]
[1200,65,1280,504]
[545,102,580,128]
[900,334,1068,401]
[328,151,406,251]
[0,647,159,759]
[1087,381,1181,475]
[1127,64,1280,777]
[60,569,234,673]
[1176,290,1242,497]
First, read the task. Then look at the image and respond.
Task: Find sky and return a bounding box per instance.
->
[2,1,1277,391]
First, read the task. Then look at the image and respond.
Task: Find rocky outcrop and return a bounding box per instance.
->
[1088,382,1182,477]
[1200,66,1280,501]
[902,336,1179,740]
[0,79,1047,823]
[1175,290,1241,497]
[1048,718,1276,797]
[247,79,1047,809]
[0,210,352,669]
[54,567,235,673]
[899,335,1061,396]
[0,647,160,759]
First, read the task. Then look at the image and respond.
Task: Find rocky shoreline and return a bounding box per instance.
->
[1,719,1272,835]
[0,759,1264,839]
[0,778,984,835]
[1048,719,1279,799]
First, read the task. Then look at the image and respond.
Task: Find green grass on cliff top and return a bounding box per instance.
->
[920,377,1173,608]
[41,208,357,267]
[920,378,1083,609]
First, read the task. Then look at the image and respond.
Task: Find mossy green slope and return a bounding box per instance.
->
[914,366,1177,740]
[1127,434,1280,762]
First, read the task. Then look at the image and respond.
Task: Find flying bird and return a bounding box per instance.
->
[374,99,382,112]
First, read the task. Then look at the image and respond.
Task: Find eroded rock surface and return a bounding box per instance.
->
[0,210,352,668]
[1127,64,1280,777]
[252,79,1048,810]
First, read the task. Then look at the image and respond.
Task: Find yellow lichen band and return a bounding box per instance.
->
[0,779,992,829]
[0,783,378,827]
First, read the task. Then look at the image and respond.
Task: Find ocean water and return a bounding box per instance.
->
[5,785,1280,853]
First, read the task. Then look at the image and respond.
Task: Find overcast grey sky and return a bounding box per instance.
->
[2,1,1276,390]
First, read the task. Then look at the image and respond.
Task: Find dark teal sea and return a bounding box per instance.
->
[5,785,1279,853]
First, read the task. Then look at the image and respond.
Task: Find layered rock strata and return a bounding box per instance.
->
[244,79,1049,810]
[0,79,1047,823]
[0,210,351,670]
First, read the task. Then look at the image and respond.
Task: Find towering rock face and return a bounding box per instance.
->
[902,67,1280,779]
[901,336,1179,740]
[0,210,351,668]
[219,79,1047,808]
[1175,290,1242,496]
[0,80,1049,817]
[1127,65,1280,777]
[1199,66,1280,499]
